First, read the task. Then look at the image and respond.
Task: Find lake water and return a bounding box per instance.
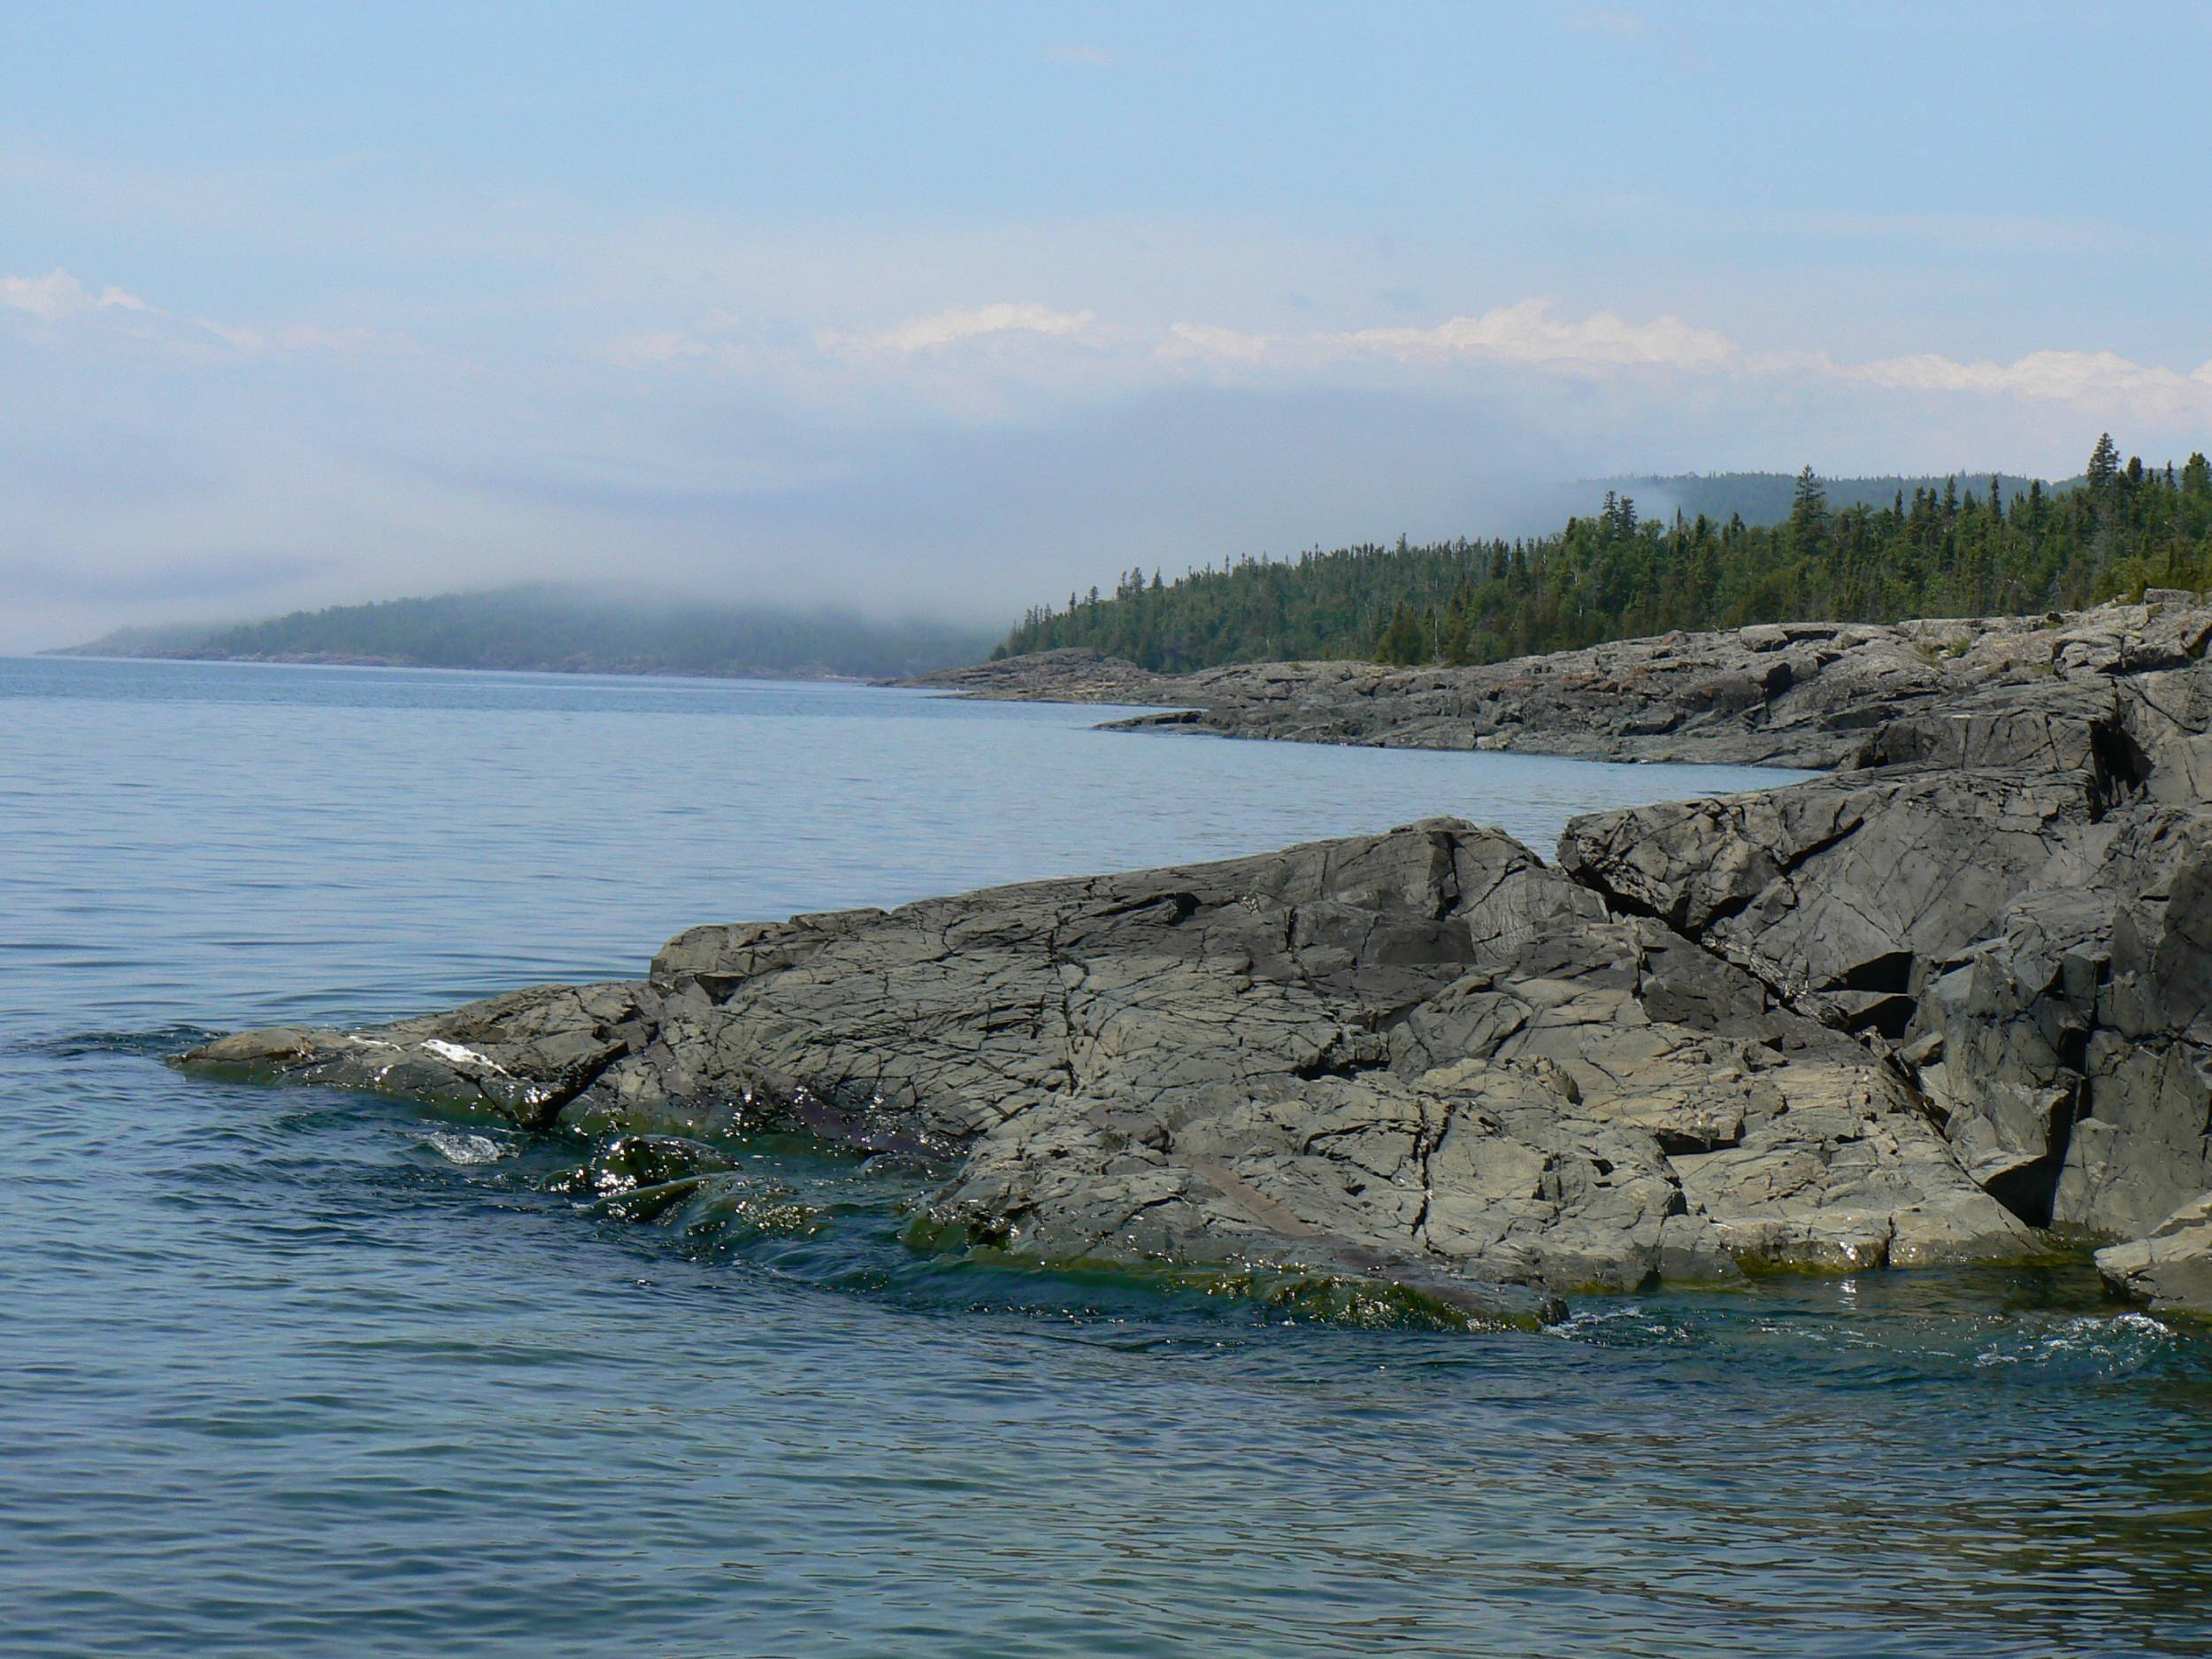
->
[5,655,2209,1658]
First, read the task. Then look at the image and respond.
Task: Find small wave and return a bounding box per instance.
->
[16,1024,225,1060]
[1543,1302,1696,1346]
[425,1130,504,1166]
[1973,1310,2176,1373]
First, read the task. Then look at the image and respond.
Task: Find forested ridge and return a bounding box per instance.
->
[999,437,2212,672]
[1589,470,2055,527]
[65,586,997,680]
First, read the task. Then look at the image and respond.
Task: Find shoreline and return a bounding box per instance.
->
[179,594,2212,1321]
[35,647,887,685]
[906,592,2212,771]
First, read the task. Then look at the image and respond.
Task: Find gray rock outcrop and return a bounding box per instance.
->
[183,819,2036,1317]
[917,595,2212,770]
[188,595,2212,1322]
[2096,1194,2212,1313]
[1553,618,2212,1316]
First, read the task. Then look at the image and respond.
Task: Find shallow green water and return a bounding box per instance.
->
[5,656,2207,1657]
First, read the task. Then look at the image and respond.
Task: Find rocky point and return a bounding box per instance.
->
[188,595,2212,1319]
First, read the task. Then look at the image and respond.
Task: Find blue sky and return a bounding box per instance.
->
[4,1,2209,647]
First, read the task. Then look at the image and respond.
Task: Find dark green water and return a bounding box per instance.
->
[5,656,2208,1657]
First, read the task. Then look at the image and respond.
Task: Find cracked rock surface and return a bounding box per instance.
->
[911,593,2212,770]
[1553,612,2212,1316]
[187,594,2212,1318]
[183,819,2034,1312]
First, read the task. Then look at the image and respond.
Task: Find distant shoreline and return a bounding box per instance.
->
[47,583,1001,685]
[36,647,880,685]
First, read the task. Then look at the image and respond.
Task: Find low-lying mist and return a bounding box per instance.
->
[60,583,1003,681]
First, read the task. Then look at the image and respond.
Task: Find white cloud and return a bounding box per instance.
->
[1044,43,1115,67]
[1157,299,2212,426]
[605,329,708,368]
[597,289,2212,457]
[1162,300,1739,375]
[0,266,411,358]
[0,268,152,321]
[199,320,418,357]
[1341,300,1739,372]
[1846,349,2202,411]
[1162,321,1287,365]
[837,302,1102,355]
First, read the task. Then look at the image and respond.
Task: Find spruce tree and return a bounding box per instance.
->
[1789,467,1828,538]
[2087,433,2122,492]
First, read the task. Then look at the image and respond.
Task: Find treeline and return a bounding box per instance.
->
[70,586,998,680]
[1597,469,2056,527]
[999,437,2212,672]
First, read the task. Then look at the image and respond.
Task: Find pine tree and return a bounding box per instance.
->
[2087,433,2122,492]
[1789,466,1828,539]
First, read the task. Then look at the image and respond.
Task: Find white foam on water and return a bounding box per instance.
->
[1973,1310,2175,1371]
[1545,1302,1694,1344]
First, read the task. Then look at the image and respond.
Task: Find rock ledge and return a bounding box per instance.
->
[188,595,2212,1319]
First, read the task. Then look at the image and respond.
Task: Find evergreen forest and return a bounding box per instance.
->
[998,437,2212,672]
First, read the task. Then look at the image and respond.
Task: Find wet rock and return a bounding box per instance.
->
[184,820,2035,1309]
[185,595,2212,1318]
[547,1138,818,1235]
[178,983,650,1128]
[2095,1194,2212,1315]
[588,1133,736,1192]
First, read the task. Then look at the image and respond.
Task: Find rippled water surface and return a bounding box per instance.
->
[5,656,2209,1657]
